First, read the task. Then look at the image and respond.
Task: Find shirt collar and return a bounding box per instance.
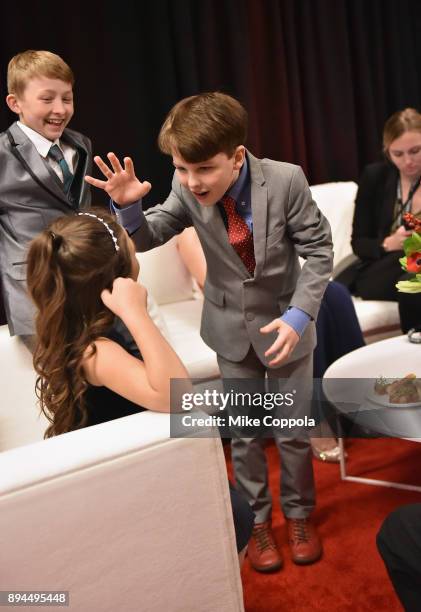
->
[226,155,249,203]
[17,121,60,158]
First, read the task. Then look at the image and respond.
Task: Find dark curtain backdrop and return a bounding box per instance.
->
[0,0,421,323]
[1,0,421,198]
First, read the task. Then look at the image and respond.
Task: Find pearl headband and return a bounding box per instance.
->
[77,212,120,252]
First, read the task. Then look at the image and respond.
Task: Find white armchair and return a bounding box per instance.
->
[0,411,244,611]
[310,182,400,343]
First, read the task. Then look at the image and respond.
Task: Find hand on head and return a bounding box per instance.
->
[101,277,148,320]
[85,153,152,206]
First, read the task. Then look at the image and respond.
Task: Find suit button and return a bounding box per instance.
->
[245,312,255,321]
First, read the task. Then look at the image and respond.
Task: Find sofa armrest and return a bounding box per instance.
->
[0,411,244,611]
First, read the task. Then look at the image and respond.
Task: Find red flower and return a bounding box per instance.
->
[406,252,421,273]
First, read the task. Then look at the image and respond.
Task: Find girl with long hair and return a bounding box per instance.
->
[26,209,189,437]
[27,209,254,561]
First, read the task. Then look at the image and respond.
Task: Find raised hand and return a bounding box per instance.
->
[101,277,148,320]
[85,152,152,206]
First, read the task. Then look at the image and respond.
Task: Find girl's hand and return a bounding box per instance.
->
[85,153,152,205]
[101,277,148,319]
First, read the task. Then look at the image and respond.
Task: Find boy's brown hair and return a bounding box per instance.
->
[158,92,248,162]
[7,50,74,97]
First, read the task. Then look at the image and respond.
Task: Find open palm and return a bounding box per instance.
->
[85,152,151,205]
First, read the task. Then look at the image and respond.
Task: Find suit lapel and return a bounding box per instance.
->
[7,122,71,209]
[184,190,248,278]
[248,152,268,276]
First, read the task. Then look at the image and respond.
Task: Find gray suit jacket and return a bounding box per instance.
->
[133,152,333,366]
[0,122,92,335]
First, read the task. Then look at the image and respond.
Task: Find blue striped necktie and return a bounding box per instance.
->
[48,144,73,193]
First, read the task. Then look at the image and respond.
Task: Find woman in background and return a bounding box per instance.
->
[336,107,421,333]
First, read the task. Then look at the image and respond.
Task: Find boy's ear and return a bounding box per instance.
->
[233,145,245,170]
[6,94,21,115]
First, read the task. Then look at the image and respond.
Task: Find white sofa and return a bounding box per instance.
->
[0,327,244,611]
[310,182,400,343]
[0,411,244,612]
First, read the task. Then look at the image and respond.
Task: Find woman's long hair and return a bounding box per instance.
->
[27,209,133,437]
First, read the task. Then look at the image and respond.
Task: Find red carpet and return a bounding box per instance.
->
[225,438,421,611]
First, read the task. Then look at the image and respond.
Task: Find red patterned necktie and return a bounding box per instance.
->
[222,195,256,275]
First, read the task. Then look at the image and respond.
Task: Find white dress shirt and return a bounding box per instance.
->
[17,121,78,182]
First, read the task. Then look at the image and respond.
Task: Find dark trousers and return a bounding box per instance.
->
[377,504,421,611]
[314,281,365,378]
[336,252,421,333]
[229,482,255,552]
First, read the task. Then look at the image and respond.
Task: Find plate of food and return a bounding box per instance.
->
[366,374,421,408]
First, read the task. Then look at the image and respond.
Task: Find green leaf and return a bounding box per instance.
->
[396,279,421,293]
[399,255,407,271]
[403,232,421,256]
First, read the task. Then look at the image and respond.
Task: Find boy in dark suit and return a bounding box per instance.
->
[86,92,333,572]
[0,50,92,338]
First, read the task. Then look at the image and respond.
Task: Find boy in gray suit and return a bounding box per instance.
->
[0,50,92,338]
[86,92,333,572]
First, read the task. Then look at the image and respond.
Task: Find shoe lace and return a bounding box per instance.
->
[253,525,276,552]
[291,519,310,544]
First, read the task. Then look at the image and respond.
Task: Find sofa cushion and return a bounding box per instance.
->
[352,297,400,342]
[146,293,172,341]
[0,415,244,612]
[0,325,46,451]
[136,237,195,305]
[310,182,357,267]
[310,182,401,341]
[159,298,220,381]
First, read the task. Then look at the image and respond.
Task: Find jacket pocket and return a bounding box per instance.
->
[9,262,27,281]
[204,282,225,307]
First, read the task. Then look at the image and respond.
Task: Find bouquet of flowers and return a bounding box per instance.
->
[396,212,421,293]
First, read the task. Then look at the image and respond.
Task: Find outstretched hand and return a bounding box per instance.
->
[260,318,299,367]
[85,152,152,206]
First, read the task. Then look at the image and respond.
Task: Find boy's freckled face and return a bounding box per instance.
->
[10,76,74,141]
[172,148,245,207]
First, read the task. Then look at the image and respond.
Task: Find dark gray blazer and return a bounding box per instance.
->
[0,122,92,335]
[133,152,333,366]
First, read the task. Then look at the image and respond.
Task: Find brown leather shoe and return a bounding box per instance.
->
[247,521,283,572]
[287,518,322,565]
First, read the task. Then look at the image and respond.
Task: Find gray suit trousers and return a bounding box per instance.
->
[217,347,315,521]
